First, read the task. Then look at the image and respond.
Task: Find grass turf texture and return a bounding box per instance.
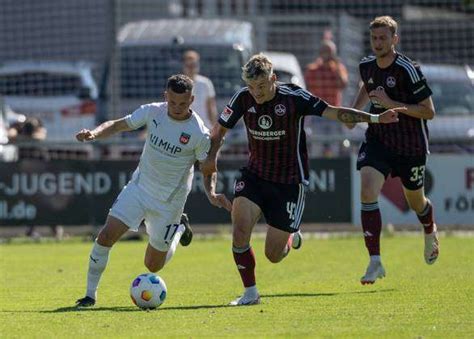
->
[1,235,473,337]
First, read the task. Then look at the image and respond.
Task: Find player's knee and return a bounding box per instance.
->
[264,247,283,264]
[144,257,164,273]
[232,224,250,247]
[265,250,282,264]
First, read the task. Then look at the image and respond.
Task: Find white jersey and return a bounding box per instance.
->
[125,102,210,202]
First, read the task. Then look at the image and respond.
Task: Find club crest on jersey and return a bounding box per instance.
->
[220,106,233,122]
[258,115,272,130]
[235,181,245,192]
[386,76,396,88]
[179,132,190,144]
[274,104,286,116]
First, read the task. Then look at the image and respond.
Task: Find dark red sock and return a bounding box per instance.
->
[232,246,256,287]
[417,201,434,234]
[361,202,382,256]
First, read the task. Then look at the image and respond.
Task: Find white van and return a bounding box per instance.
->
[117,19,254,115]
[264,51,306,89]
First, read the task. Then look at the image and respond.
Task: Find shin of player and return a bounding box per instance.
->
[348,16,438,285]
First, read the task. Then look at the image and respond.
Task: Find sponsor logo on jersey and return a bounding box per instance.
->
[386,76,396,88]
[368,78,374,84]
[248,128,286,140]
[247,106,256,113]
[258,115,272,129]
[235,181,245,192]
[179,132,190,145]
[220,106,233,122]
[274,104,286,116]
[150,133,182,156]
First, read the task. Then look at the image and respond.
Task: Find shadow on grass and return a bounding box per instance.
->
[261,288,397,298]
[1,289,396,314]
[40,304,233,313]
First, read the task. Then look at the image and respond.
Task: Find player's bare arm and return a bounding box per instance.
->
[322,105,403,124]
[207,97,218,126]
[76,118,132,142]
[201,170,232,212]
[201,123,228,176]
[369,89,435,119]
[346,82,371,129]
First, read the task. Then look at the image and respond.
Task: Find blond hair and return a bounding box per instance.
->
[241,53,273,81]
[370,16,398,35]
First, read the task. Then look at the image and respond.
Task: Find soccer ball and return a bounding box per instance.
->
[130,273,167,309]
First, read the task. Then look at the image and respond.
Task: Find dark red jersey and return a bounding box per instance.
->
[218,83,328,184]
[360,52,433,156]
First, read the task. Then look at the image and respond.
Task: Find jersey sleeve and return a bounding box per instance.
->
[195,132,211,162]
[217,89,246,129]
[125,104,153,129]
[299,89,329,117]
[403,62,433,103]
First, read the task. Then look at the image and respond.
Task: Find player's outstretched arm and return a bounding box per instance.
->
[322,105,404,124]
[201,171,232,212]
[75,118,132,142]
[200,123,228,176]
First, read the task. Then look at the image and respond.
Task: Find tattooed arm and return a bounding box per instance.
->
[321,105,404,124]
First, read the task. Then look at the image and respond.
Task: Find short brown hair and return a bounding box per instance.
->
[167,74,193,93]
[241,53,273,81]
[370,16,398,35]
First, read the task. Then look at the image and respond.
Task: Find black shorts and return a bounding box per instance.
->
[356,141,427,190]
[233,168,306,233]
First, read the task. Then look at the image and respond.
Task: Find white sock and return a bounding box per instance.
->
[86,241,111,299]
[165,224,185,264]
[370,255,381,263]
[244,285,259,298]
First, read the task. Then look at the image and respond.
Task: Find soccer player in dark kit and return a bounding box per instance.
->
[346,16,439,285]
[201,53,402,305]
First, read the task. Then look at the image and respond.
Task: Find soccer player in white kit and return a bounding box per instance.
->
[75,74,232,307]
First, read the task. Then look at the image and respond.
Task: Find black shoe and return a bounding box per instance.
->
[179,213,193,246]
[75,296,96,308]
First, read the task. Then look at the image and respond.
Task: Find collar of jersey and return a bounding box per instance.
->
[166,110,194,123]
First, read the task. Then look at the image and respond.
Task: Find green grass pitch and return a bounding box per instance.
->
[1,234,473,337]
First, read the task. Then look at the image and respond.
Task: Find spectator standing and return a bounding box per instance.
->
[304,39,348,105]
[182,50,218,129]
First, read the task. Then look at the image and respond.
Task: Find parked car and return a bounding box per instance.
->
[264,51,306,89]
[0,61,98,141]
[423,64,474,152]
[117,19,254,116]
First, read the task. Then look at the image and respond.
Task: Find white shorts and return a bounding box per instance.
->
[109,181,185,252]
